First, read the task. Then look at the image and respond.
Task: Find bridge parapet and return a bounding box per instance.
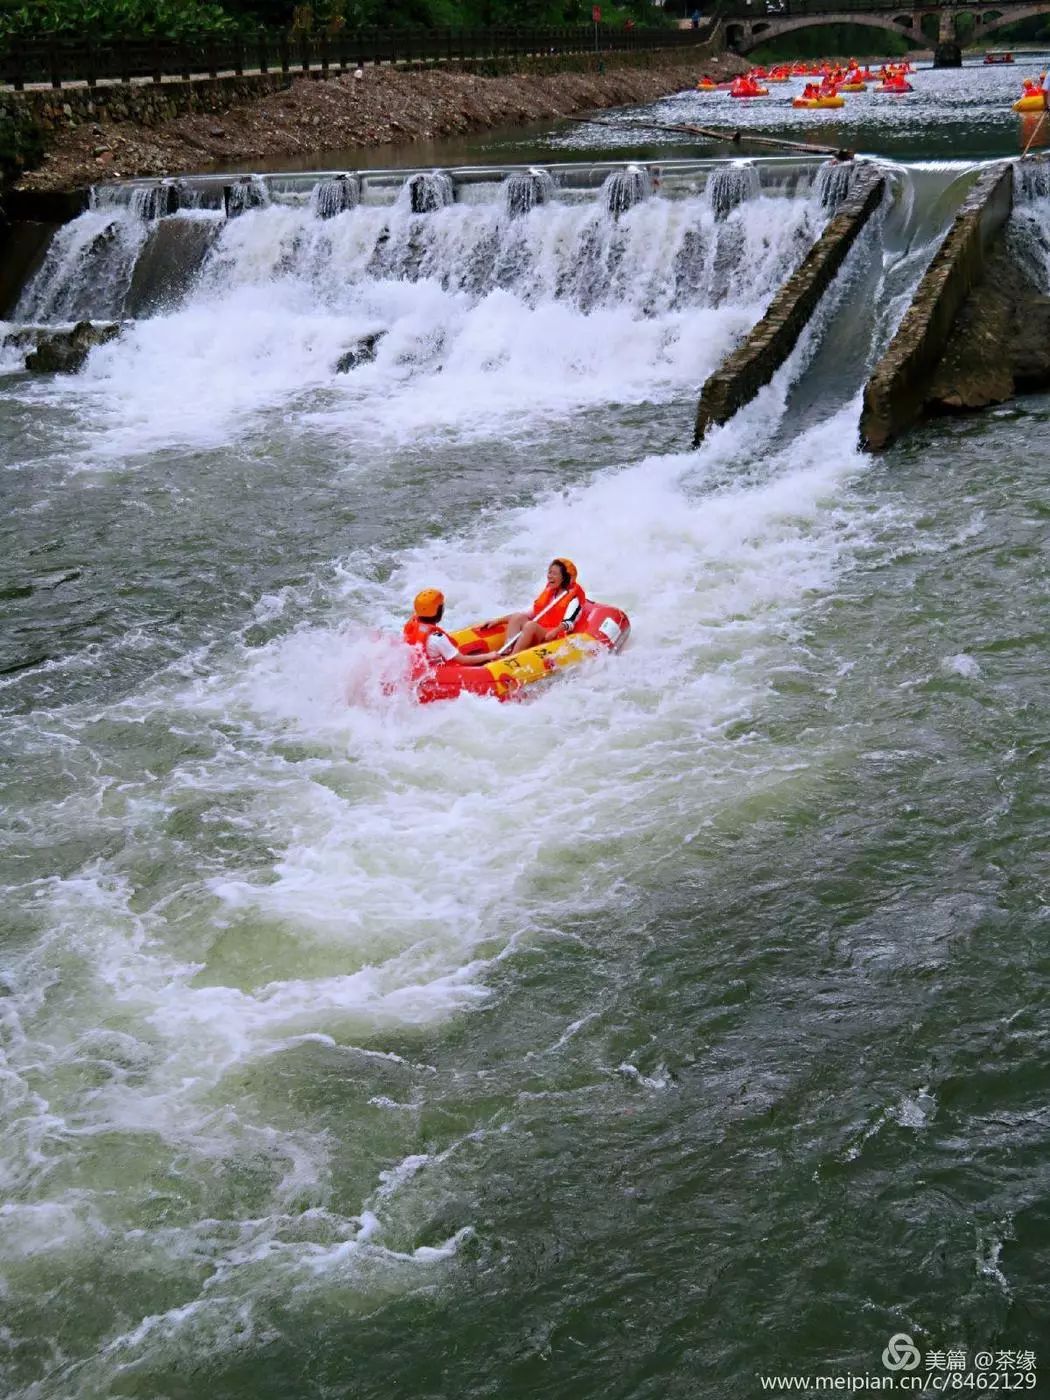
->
[718,0,1050,51]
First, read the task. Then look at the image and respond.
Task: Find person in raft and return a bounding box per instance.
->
[403,588,493,668]
[498,557,586,656]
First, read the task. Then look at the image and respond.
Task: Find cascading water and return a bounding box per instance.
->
[1010,159,1050,287]
[706,162,760,221]
[15,208,153,322]
[1013,159,1050,202]
[224,174,270,218]
[311,173,362,220]
[603,164,652,217]
[816,159,856,210]
[404,170,455,214]
[4,158,845,486]
[504,167,555,218]
[93,180,188,220]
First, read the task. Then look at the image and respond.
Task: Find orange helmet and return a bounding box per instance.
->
[552,557,577,585]
[413,588,445,619]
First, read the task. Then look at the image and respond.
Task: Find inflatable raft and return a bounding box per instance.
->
[1013,91,1047,112]
[792,94,845,109]
[410,600,631,703]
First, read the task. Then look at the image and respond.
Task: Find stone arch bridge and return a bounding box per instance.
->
[720,0,1050,53]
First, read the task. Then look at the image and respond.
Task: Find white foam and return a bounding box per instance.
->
[0,176,884,1383]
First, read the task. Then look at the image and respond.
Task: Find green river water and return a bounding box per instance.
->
[0,56,1048,1400]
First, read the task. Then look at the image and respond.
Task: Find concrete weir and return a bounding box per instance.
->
[860,162,1014,452]
[693,163,885,447]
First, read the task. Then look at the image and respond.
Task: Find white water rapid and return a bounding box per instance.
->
[0,161,912,1391]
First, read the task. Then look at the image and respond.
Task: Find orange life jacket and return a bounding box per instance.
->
[403,616,454,664]
[530,582,586,631]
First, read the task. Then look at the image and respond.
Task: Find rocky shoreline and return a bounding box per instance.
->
[19,54,749,192]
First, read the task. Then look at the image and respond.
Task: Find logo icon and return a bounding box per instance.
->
[882,1333,922,1372]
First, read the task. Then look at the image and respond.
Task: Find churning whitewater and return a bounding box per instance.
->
[8,153,1047,1397]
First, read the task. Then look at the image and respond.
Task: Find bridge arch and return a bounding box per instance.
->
[727,11,923,53]
[975,0,1050,34]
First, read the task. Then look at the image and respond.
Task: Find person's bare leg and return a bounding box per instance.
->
[510,620,548,655]
[499,612,531,651]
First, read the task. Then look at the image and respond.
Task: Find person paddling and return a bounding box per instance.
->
[403,589,491,668]
[499,558,586,656]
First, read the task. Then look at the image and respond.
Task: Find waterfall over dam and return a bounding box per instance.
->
[14,157,835,327]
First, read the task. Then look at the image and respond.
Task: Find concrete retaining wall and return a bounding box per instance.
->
[0,74,290,137]
[859,161,1014,451]
[0,41,723,136]
[693,163,885,447]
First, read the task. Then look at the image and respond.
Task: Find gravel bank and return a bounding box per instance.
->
[20,55,749,191]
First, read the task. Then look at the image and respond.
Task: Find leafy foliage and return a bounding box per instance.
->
[0,0,239,39]
[0,0,675,40]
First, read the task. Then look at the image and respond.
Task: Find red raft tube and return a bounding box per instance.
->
[410,599,631,703]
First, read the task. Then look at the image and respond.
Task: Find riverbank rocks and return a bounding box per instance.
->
[24,320,121,373]
[335,332,384,373]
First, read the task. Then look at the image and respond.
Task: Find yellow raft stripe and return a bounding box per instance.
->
[448,617,603,692]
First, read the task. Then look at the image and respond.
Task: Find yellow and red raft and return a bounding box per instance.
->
[409,600,631,703]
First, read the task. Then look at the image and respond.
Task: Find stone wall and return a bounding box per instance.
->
[925,231,1050,413]
[1,73,290,137]
[859,161,1014,451]
[693,163,886,447]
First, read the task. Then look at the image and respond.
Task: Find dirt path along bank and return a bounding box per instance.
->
[18,54,749,191]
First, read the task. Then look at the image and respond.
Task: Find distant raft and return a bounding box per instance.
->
[792,94,845,109]
[1013,88,1047,112]
[409,600,631,703]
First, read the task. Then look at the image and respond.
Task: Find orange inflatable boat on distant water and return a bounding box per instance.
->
[408,600,631,703]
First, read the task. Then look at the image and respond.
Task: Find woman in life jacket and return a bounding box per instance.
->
[403,589,492,668]
[499,558,586,656]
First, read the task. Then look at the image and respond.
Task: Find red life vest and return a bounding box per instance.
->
[403,616,453,664]
[530,582,586,631]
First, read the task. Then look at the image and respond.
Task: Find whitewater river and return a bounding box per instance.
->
[1,62,1049,1400]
